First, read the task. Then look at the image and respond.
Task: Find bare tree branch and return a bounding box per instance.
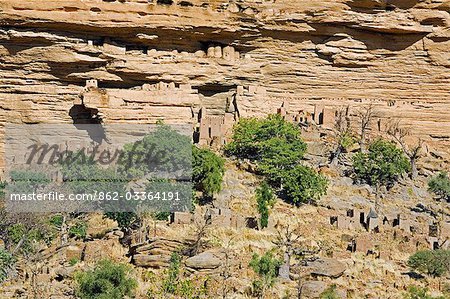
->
[356,103,378,152]
[331,106,354,165]
[386,120,423,179]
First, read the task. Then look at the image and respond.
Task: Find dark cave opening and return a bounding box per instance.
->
[69,104,102,125]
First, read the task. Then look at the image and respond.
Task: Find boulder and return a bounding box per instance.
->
[83,239,127,263]
[185,252,221,270]
[86,213,118,238]
[307,258,346,278]
[301,281,327,298]
[133,254,171,268]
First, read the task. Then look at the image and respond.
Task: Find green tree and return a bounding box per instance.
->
[226,115,327,205]
[7,223,47,254]
[225,114,306,175]
[61,153,126,196]
[258,136,307,187]
[249,251,282,299]
[407,250,450,277]
[428,171,450,201]
[256,182,276,229]
[75,259,137,299]
[353,139,410,191]
[61,151,139,228]
[320,284,339,299]
[112,123,195,214]
[192,146,225,197]
[117,123,191,179]
[280,165,328,205]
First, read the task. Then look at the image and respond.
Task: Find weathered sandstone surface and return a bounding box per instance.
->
[0,0,449,169]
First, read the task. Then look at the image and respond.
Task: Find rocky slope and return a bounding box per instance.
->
[0,0,449,172]
[0,156,448,298]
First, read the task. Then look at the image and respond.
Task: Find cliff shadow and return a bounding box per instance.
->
[69,104,107,144]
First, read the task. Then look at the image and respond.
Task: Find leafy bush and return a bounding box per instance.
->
[403,286,446,299]
[62,152,139,225]
[256,182,275,229]
[104,212,138,230]
[7,223,28,245]
[428,171,450,201]
[257,135,307,187]
[61,154,126,196]
[226,115,306,183]
[320,284,339,299]
[75,259,137,299]
[9,170,50,183]
[280,165,328,205]
[69,257,79,266]
[8,170,50,193]
[1,213,54,254]
[192,146,225,197]
[69,221,87,240]
[49,214,64,229]
[407,250,450,277]
[353,139,410,189]
[162,252,181,294]
[0,248,15,283]
[146,252,208,298]
[249,251,282,298]
[7,223,45,254]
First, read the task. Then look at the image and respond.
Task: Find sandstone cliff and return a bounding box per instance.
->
[0,0,449,169]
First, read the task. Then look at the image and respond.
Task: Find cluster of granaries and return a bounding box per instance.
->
[329,207,450,254]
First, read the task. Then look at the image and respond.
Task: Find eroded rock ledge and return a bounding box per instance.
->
[0,0,449,170]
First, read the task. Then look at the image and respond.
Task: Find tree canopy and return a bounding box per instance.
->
[280,165,328,205]
[249,251,282,298]
[117,123,192,179]
[226,115,327,204]
[192,146,225,197]
[353,139,410,189]
[428,171,450,201]
[75,259,137,299]
[407,250,450,277]
[225,114,306,171]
